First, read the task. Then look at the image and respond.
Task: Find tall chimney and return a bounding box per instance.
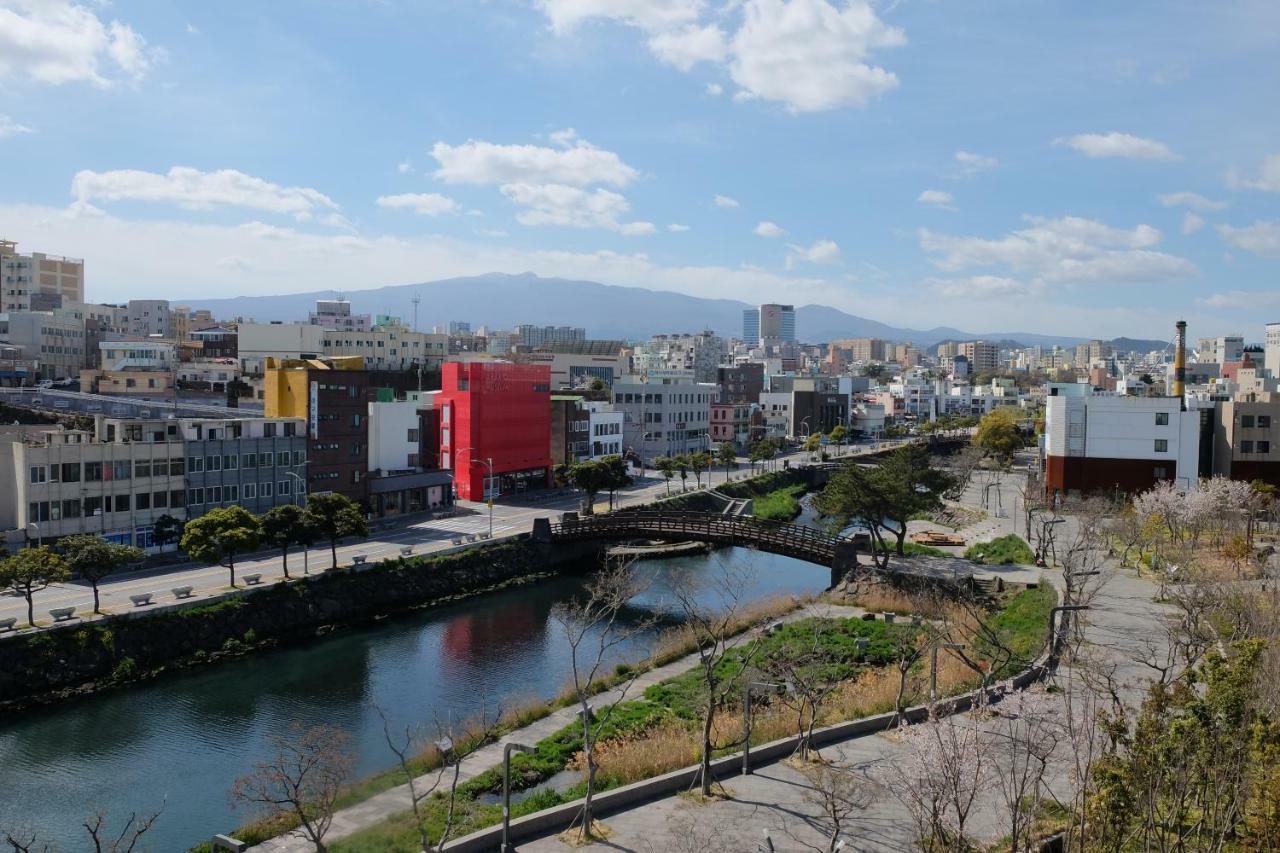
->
[1173,319,1187,403]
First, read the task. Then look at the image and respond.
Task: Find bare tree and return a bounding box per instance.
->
[670,559,762,797]
[2,830,53,853]
[551,557,653,842]
[377,702,503,852]
[762,614,847,761]
[889,711,988,851]
[82,809,163,853]
[797,763,878,852]
[988,691,1062,853]
[230,723,354,853]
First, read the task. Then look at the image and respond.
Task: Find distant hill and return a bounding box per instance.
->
[188,272,1102,347]
[1109,336,1171,354]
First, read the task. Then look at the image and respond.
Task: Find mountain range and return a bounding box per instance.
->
[186,272,1163,351]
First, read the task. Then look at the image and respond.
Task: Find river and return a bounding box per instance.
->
[0,510,832,851]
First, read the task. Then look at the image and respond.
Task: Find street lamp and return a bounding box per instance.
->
[931,641,966,703]
[502,742,536,852]
[454,448,495,538]
[743,680,786,774]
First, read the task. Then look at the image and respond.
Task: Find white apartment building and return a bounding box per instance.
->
[1266,322,1280,380]
[632,331,726,383]
[369,392,426,473]
[758,391,791,439]
[124,299,172,338]
[321,327,448,372]
[584,401,624,459]
[612,375,717,464]
[1197,335,1244,365]
[0,240,84,312]
[237,322,326,375]
[310,299,371,332]
[1044,387,1200,497]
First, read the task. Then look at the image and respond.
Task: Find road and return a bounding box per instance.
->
[0,441,908,630]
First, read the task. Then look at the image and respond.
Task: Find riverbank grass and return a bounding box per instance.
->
[751,483,808,522]
[965,534,1036,565]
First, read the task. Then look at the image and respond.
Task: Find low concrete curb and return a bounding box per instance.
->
[442,657,1050,852]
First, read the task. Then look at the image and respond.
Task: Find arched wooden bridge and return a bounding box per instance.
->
[533,511,865,585]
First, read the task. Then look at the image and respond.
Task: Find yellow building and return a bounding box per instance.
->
[264,355,365,419]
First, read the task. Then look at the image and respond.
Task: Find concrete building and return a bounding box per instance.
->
[549,396,623,466]
[264,356,370,504]
[365,390,453,517]
[1212,396,1280,486]
[81,341,176,395]
[959,341,999,374]
[179,417,309,518]
[0,309,88,380]
[710,402,756,448]
[125,300,172,338]
[0,240,84,313]
[1198,335,1244,365]
[524,340,628,390]
[717,363,764,405]
[759,303,797,342]
[936,342,960,360]
[518,325,585,348]
[1266,322,1280,379]
[632,331,725,383]
[437,362,553,500]
[848,338,888,362]
[1044,388,1201,497]
[237,322,326,376]
[309,299,371,332]
[612,375,716,464]
[320,325,448,373]
[189,326,238,360]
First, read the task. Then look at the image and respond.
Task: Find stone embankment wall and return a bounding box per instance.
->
[0,538,591,713]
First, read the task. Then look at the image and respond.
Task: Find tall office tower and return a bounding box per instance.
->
[759,303,796,342]
[742,308,760,347]
[1266,322,1280,379]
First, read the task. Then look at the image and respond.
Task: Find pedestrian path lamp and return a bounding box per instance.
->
[502,742,536,852]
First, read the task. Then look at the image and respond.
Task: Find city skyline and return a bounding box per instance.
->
[0,1,1277,338]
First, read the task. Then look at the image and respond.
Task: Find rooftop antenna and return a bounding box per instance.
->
[411,294,420,333]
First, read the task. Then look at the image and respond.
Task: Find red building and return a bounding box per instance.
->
[437,362,553,500]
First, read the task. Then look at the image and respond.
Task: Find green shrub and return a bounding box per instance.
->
[964,534,1036,565]
[111,656,137,680]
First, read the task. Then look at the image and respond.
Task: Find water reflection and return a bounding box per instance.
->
[0,546,831,851]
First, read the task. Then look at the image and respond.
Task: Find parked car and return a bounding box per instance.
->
[36,379,53,389]
[54,377,74,387]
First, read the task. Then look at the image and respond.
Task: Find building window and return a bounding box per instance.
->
[188,488,203,506]
[188,456,204,473]
[29,465,45,484]
[61,463,80,483]
[279,480,291,495]
[260,452,272,468]
[1261,416,1273,429]
[284,422,296,437]
[277,451,290,466]
[112,461,131,480]
[61,499,81,519]
[85,496,103,516]
[1242,415,1256,428]
[1242,440,1255,453]
[136,493,151,511]
[114,494,130,512]
[153,491,168,508]
[205,455,221,471]
[1154,439,1168,453]
[243,452,257,468]
[170,489,186,508]
[407,428,419,442]
[224,454,238,470]
[1260,441,1272,455]
[209,486,222,503]
[226,484,239,501]
[293,450,305,466]
[262,481,273,497]
[243,483,257,499]
[169,458,184,476]
[135,460,151,479]
[1155,412,1169,426]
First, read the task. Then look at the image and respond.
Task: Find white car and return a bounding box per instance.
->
[36,380,53,389]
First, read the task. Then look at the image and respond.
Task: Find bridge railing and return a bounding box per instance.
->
[549,511,846,555]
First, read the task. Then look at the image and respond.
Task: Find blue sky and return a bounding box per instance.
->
[0,0,1277,340]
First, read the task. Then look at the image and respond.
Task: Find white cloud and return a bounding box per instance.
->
[705,82,724,96]
[536,0,904,114]
[954,150,997,177]
[499,182,653,234]
[216,255,252,272]
[667,223,691,232]
[917,189,954,209]
[648,23,727,71]
[1217,220,1280,258]
[186,22,199,35]
[754,220,785,238]
[919,214,1196,286]
[397,161,413,174]
[0,202,852,312]
[927,275,1032,299]
[0,1,161,86]
[1181,212,1205,236]
[536,0,704,35]
[70,166,341,220]
[713,194,739,208]
[431,135,638,187]
[1196,290,1280,310]
[1053,132,1179,161]
[787,239,841,265]
[1157,191,1228,211]
[728,0,905,113]
[376,192,460,216]
[1226,153,1280,193]
[0,115,34,139]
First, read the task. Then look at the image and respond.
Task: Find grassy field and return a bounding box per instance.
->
[751,483,808,522]
[965,534,1036,565]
